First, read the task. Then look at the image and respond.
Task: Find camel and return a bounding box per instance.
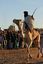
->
[13,11,42,58]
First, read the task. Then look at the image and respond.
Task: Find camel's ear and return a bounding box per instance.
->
[31,15,34,20]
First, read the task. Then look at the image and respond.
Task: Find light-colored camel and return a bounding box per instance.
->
[13,17,42,58]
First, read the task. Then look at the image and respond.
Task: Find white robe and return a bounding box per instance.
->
[24,15,34,30]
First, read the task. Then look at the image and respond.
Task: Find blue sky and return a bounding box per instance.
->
[0,0,43,29]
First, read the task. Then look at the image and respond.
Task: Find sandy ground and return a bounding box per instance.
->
[0,48,43,64]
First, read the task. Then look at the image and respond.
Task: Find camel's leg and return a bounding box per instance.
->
[32,30,42,58]
[37,34,42,58]
[24,31,33,61]
[26,40,33,60]
[27,43,32,62]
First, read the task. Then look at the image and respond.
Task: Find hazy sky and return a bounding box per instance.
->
[0,0,43,29]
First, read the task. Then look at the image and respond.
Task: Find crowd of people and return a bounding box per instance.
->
[0,29,23,49]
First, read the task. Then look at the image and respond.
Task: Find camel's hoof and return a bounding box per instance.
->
[27,54,32,59]
[29,55,32,59]
[37,53,42,58]
[27,55,32,62]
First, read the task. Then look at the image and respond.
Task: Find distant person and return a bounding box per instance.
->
[17,31,23,48]
[0,31,4,49]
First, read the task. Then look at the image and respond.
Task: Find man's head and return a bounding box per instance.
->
[24,11,34,20]
[24,11,28,17]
